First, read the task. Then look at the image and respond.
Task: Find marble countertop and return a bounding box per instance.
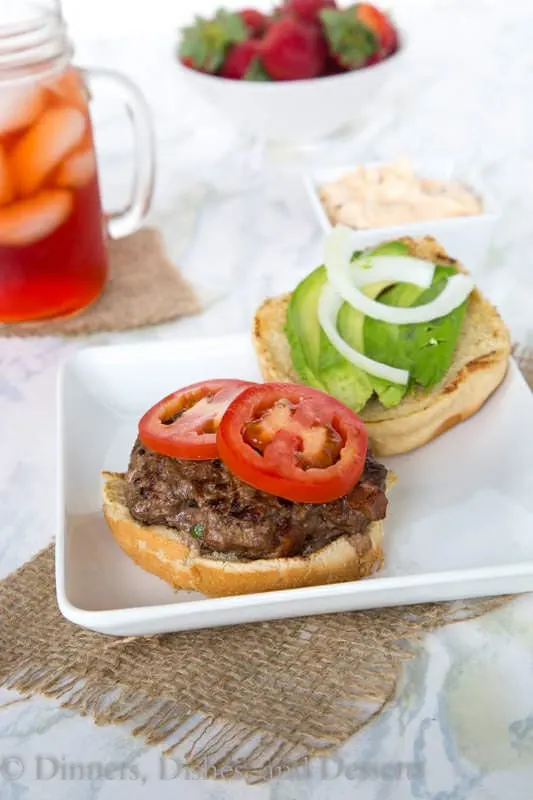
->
[2,0,533,797]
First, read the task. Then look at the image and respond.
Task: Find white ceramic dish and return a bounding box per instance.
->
[303,160,498,272]
[56,335,533,637]
[176,47,405,141]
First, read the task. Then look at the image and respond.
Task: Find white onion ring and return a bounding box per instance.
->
[325,226,473,324]
[352,254,435,289]
[318,285,410,386]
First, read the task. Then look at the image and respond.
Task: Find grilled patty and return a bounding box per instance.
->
[125,439,388,560]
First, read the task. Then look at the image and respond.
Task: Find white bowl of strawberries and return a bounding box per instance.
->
[177,1,403,141]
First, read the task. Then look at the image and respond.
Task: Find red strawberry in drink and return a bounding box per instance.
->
[221,40,261,79]
[239,8,268,37]
[260,16,327,80]
[283,0,337,24]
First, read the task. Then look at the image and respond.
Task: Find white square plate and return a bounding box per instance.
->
[303,159,498,273]
[56,335,533,636]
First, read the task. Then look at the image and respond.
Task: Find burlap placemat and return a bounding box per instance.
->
[0,348,530,783]
[0,227,200,337]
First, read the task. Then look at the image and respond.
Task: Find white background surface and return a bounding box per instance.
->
[2,0,533,797]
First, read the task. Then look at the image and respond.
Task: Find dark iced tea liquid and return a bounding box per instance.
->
[0,67,108,323]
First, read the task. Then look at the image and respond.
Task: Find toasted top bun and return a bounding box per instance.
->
[253,236,511,456]
[102,471,390,598]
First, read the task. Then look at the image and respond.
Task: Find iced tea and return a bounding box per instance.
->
[0,67,108,323]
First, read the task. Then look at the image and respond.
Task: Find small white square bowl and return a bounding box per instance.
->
[303,159,499,272]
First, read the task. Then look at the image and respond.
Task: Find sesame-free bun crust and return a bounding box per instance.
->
[102,472,387,598]
[253,237,511,456]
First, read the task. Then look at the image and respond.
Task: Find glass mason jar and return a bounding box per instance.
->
[0,0,155,323]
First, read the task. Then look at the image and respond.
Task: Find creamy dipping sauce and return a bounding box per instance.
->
[319,159,483,230]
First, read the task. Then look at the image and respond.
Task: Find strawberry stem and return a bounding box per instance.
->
[179,10,248,73]
[320,7,378,69]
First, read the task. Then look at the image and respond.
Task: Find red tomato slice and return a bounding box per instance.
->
[216,382,368,503]
[138,379,254,460]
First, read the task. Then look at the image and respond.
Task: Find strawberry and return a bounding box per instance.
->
[221,40,261,79]
[244,58,272,81]
[363,52,382,67]
[323,54,347,76]
[178,10,248,73]
[320,6,379,69]
[356,3,397,56]
[282,0,337,25]
[260,16,327,80]
[239,8,268,37]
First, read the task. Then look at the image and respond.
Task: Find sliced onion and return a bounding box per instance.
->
[318,285,410,386]
[352,255,435,289]
[325,225,474,324]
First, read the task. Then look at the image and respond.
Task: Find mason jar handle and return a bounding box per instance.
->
[83,68,155,239]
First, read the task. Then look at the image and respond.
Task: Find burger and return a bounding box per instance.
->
[253,228,511,456]
[102,380,392,597]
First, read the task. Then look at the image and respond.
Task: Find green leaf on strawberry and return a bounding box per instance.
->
[179,10,248,73]
[320,7,378,69]
[244,58,272,81]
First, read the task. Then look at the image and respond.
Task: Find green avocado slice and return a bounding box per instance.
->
[331,240,414,409]
[364,265,467,393]
[286,270,378,410]
[285,266,327,390]
[285,241,466,413]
